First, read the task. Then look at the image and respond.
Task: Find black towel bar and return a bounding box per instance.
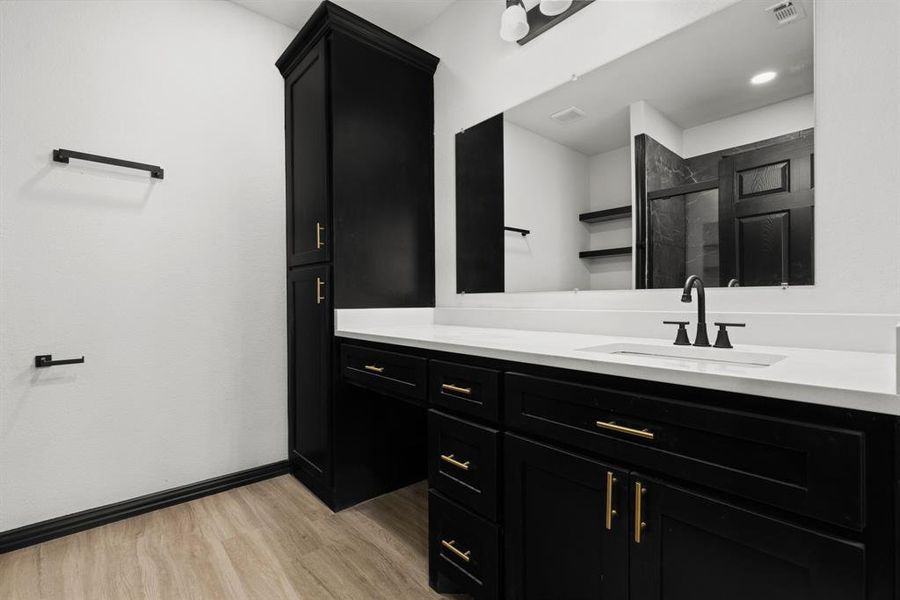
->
[35,355,85,368]
[53,148,164,179]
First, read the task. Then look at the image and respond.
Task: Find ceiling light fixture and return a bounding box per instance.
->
[540,0,573,16]
[500,0,529,42]
[750,71,777,85]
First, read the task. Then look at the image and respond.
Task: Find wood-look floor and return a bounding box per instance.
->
[0,476,453,600]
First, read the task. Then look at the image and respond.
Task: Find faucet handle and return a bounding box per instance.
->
[663,321,691,346]
[713,322,746,349]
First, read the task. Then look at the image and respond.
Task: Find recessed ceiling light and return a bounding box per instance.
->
[751,71,777,85]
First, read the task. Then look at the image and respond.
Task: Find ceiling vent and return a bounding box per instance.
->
[766,1,807,26]
[551,106,586,123]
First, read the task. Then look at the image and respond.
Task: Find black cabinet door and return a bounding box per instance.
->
[504,434,629,600]
[629,474,865,600]
[285,39,330,267]
[330,31,435,308]
[287,265,332,490]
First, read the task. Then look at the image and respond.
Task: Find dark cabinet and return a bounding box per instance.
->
[284,38,330,268]
[505,372,865,530]
[504,433,629,600]
[429,490,500,600]
[287,265,332,493]
[330,30,436,308]
[339,339,893,600]
[630,474,865,600]
[503,433,866,600]
[429,410,500,520]
[278,2,438,309]
[279,2,438,508]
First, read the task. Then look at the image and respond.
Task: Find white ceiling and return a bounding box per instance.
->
[231,0,455,38]
[504,0,814,156]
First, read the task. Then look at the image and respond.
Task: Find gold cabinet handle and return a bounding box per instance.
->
[441,383,472,396]
[316,222,325,249]
[316,277,325,305]
[364,364,384,374]
[596,420,655,440]
[605,471,618,530]
[440,539,471,563]
[634,481,647,544]
[440,453,470,471]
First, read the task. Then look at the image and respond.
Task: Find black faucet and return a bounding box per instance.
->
[681,275,710,347]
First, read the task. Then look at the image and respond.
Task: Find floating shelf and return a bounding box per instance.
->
[579,206,632,223]
[579,247,633,259]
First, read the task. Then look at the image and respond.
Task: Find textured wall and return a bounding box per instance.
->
[0,0,295,530]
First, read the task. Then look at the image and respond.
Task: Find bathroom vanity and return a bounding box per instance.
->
[275,1,900,599]
[335,319,898,600]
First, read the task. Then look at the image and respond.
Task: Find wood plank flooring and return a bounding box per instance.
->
[0,476,452,599]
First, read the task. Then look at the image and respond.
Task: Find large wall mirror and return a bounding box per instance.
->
[455,0,814,293]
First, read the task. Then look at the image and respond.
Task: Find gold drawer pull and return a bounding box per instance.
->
[316,277,325,305]
[605,471,617,530]
[364,364,384,374]
[441,539,471,563]
[316,222,325,249]
[596,420,655,440]
[441,383,472,396]
[440,453,470,471]
[634,481,647,544]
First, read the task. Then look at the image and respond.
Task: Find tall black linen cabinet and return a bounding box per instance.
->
[277,2,439,508]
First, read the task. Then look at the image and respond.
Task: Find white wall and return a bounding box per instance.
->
[587,146,632,290]
[630,100,684,156]
[503,122,590,292]
[412,0,900,315]
[0,1,295,530]
[682,93,815,157]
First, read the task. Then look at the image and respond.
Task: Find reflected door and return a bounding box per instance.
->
[718,133,814,286]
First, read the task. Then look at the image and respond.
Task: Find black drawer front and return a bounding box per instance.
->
[429,360,501,422]
[429,490,500,600]
[429,410,500,520]
[341,344,427,403]
[505,373,865,530]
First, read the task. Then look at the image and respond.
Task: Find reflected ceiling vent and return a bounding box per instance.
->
[550,106,586,123]
[766,1,806,26]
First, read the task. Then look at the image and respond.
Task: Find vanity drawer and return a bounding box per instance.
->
[429,409,500,520]
[505,373,866,530]
[341,344,427,403]
[429,360,501,422]
[428,490,500,600]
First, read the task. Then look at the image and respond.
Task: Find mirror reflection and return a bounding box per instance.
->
[455,0,814,293]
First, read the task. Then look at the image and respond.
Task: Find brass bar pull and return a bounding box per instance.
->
[316,222,325,249]
[634,482,647,544]
[605,471,617,530]
[316,277,325,305]
[440,454,470,471]
[364,364,384,374]
[441,383,472,396]
[596,420,655,440]
[440,539,471,563]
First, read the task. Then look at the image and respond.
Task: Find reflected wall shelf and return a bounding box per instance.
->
[579,247,633,259]
[579,206,632,223]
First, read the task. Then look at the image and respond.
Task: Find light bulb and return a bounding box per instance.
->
[500,2,529,42]
[539,0,572,17]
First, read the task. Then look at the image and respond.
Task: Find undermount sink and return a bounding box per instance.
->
[577,343,786,368]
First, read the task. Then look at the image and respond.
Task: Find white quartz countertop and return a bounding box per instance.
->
[335,322,899,415]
